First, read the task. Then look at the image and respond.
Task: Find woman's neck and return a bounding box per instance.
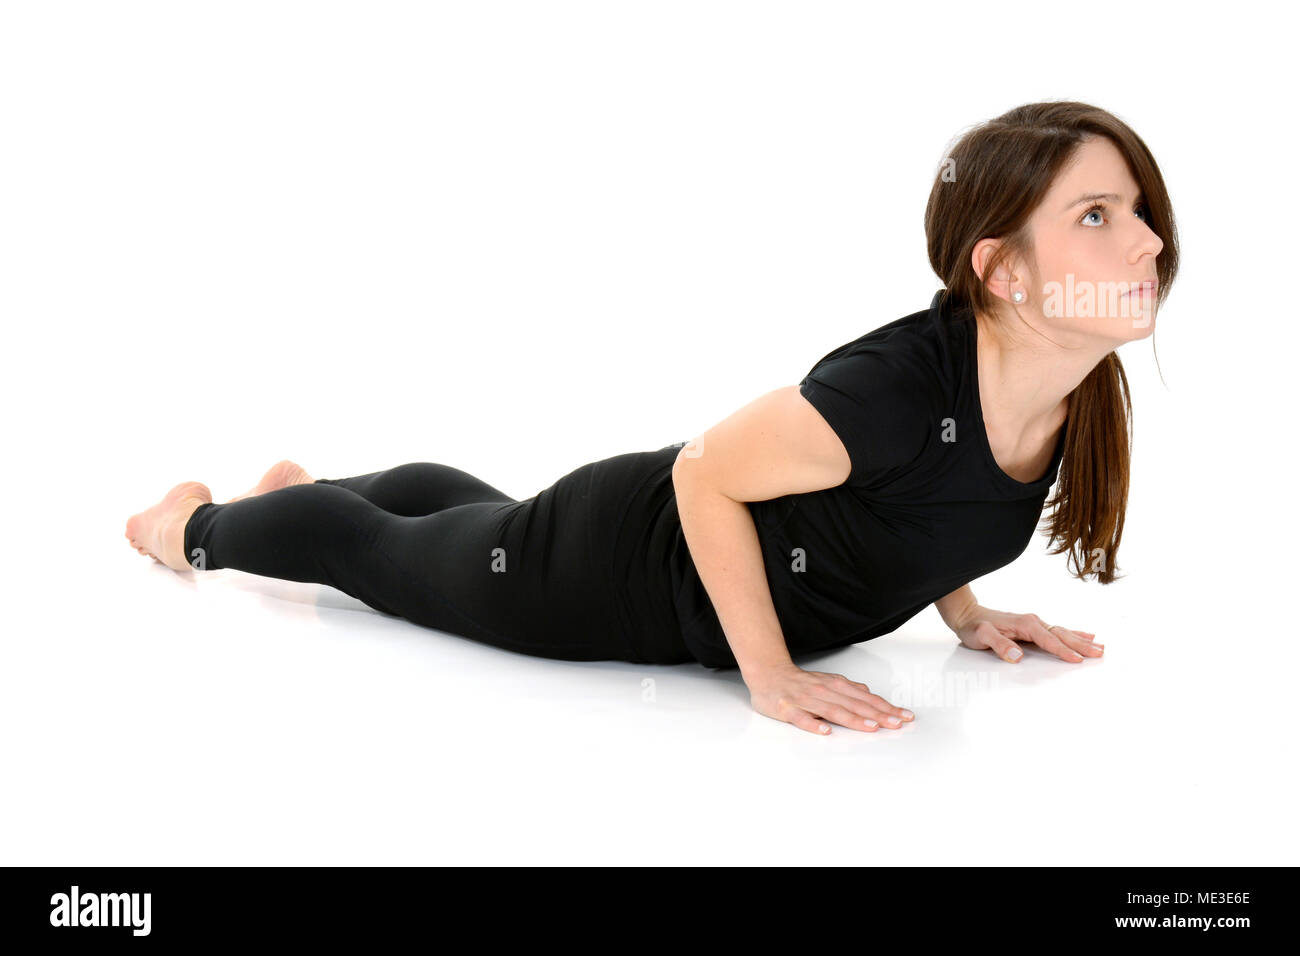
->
[972,311,1088,447]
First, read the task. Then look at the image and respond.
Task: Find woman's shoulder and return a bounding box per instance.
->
[801,293,963,409]
[796,293,968,488]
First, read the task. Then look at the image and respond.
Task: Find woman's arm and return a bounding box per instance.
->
[934,584,979,632]
[671,463,793,683]
[673,385,914,735]
[672,385,848,682]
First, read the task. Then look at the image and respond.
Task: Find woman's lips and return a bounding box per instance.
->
[1123,280,1158,297]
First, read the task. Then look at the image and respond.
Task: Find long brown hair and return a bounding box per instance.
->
[924,101,1179,583]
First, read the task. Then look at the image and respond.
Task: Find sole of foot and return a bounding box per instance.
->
[227,459,315,503]
[125,480,213,571]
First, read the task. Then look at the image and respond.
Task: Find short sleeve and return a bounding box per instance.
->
[798,345,936,488]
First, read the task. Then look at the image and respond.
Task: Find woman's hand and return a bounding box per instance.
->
[746,663,914,735]
[949,604,1104,663]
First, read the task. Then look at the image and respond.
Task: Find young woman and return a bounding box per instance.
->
[126,100,1176,736]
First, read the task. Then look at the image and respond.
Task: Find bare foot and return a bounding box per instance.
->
[226,459,315,503]
[125,481,214,571]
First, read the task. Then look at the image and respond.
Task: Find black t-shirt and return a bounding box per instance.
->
[668,289,1067,669]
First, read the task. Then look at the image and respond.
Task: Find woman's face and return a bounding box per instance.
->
[1017,135,1163,345]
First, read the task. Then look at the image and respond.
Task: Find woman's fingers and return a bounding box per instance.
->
[1054,626,1104,658]
[776,676,914,735]
[790,710,835,735]
[754,668,915,736]
[959,614,1103,665]
[972,621,1024,662]
[801,699,897,733]
[819,673,914,723]
[799,688,909,734]
[1027,617,1084,662]
[1022,616,1103,662]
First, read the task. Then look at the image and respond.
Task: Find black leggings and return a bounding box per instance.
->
[181,449,696,665]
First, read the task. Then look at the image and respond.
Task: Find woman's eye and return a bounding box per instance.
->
[1082,203,1148,226]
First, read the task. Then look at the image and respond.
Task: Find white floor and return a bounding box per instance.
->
[3,474,1292,865]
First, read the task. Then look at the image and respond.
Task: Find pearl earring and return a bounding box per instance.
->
[1012,290,1025,303]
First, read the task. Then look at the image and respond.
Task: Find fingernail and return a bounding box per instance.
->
[885,715,900,725]
[1008,646,1023,660]
[900,709,914,719]
[863,718,878,728]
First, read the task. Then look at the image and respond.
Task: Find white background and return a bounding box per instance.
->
[2,0,1293,865]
